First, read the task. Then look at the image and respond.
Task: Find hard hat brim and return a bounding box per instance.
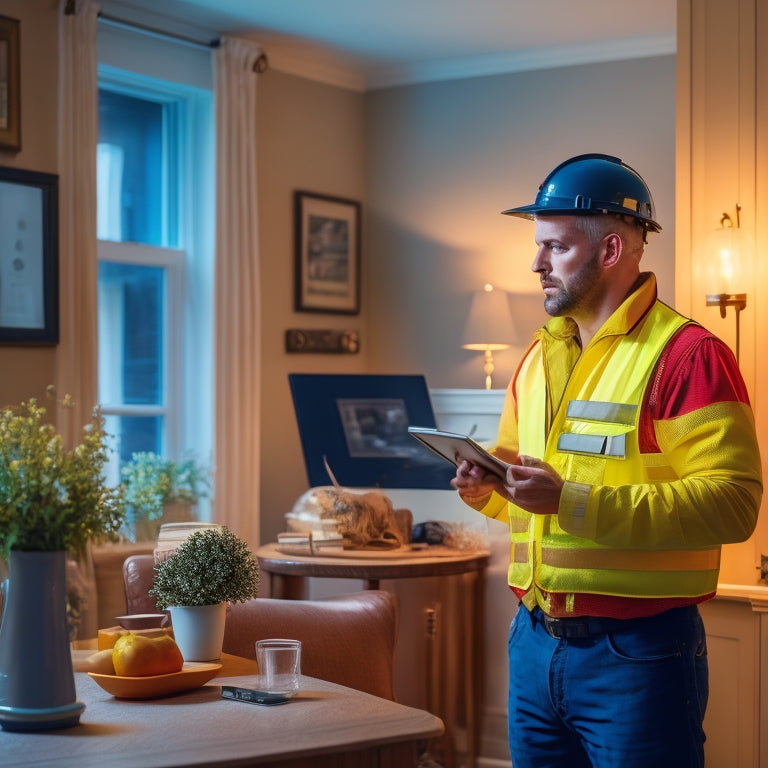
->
[501,204,662,233]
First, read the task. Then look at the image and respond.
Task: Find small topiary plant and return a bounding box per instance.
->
[149,527,260,608]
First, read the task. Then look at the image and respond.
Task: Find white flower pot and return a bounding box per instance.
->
[169,603,227,661]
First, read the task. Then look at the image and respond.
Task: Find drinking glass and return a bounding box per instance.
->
[255,639,302,697]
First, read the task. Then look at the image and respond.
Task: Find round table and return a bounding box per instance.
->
[256,542,490,766]
[256,541,489,598]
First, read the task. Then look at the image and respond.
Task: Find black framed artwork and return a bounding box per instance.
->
[288,373,456,489]
[294,190,361,315]
[0,166,59,344]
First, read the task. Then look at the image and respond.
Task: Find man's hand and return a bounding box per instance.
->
[451,458,504,501]
[501,455,563,515]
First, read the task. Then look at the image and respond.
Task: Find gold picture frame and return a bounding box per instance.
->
[0,16,20,152]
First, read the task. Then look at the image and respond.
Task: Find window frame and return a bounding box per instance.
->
[97,240,186,459]
[95,35,215,503]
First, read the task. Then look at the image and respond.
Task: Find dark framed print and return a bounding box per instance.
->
[0,166,59,343]
[288,373,456,489]
[294,190,361,314]
[0,16,20,151]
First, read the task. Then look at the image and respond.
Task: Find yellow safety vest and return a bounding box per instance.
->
[508,300,723,601]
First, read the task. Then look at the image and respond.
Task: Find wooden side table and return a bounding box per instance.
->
[256,543,490,768]
[256,542,489,598]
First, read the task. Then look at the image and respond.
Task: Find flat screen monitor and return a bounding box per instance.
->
[288,373,456,489]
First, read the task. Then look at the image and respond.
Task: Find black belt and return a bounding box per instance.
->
[531,607,660,640]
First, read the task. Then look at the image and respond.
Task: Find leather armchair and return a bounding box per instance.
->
[123,554,162,615]
[122,554,399,700]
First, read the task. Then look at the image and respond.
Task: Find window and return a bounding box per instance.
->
[96,27,214,507]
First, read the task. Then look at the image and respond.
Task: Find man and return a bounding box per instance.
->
[453,154,762,767]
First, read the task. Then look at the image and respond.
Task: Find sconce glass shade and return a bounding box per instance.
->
[462,284,514,388]
[703,222,753,297]
[702,216,753,364]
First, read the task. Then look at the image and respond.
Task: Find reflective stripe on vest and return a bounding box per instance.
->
[557,400,638,458]
[507,301,722,600]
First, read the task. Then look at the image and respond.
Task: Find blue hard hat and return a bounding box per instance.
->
[502,153,661,233]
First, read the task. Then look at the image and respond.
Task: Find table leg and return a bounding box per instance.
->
[268,573,305,600]
[465,568,485,767]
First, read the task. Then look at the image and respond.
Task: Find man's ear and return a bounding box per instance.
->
[601,232,622,268]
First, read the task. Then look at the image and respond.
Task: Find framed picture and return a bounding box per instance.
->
[288,373,456,489]
[294,190,361,314]
[0,16,20,152]
[0,166,59,344]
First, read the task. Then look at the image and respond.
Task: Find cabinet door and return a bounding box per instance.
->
[699,599,760,768]
[761,612,768,768]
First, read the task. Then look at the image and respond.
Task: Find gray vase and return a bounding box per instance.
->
[0,550,85,731]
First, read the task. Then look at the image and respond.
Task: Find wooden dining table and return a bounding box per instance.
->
[0,651,444,768]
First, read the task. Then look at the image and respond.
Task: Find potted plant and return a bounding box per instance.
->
[121,452,210,542]
[0,392,125,730]
[148,527,259,661]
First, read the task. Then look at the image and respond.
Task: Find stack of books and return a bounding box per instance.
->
[276,530,344,556]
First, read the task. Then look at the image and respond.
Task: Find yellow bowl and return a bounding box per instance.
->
[88,662,222,699]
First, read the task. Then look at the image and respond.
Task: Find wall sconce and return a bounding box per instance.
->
[461,283,514,389]
[704,204,752,363]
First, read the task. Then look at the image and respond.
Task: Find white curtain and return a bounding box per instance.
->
[57,0,100,639]
[213,38,262,550]
[56,0,99,446]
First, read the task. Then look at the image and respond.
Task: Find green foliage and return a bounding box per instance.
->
[121,452,210,523]
[0,395,125,557]
[149,527,260,608]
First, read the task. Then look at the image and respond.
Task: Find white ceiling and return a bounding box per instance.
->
[104,0,677,91]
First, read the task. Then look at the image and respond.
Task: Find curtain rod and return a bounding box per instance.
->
[97,12,219,52]
[63,2,268,71]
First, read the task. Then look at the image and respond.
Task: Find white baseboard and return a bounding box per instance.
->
[476,758,512,768]
[479,706,512,766]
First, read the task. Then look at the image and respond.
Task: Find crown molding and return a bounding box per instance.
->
[99,3,675,95]
[268,32,676,93]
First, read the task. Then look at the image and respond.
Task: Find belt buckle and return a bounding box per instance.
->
[543,615,590,640]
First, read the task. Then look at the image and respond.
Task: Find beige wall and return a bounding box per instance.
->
[0,2,677,553]
[257,54,676,543]
[0,0,59,409]
[364,55,677,390]
[256,71,368,543]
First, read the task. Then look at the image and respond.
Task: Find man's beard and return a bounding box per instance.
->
[542,249,602,317]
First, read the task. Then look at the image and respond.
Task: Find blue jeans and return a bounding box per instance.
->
[507,604,708,767]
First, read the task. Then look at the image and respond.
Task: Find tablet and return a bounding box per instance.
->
[407,426,510,481]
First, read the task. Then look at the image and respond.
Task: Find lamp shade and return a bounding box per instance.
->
[461,284,513,351]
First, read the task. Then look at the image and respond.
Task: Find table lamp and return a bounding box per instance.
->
[461,283,514,389]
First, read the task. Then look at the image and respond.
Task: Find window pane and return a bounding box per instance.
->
[97,89,166,246]
[111,414,163,463]
[102,414,163,487]
[98,262,164,406]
